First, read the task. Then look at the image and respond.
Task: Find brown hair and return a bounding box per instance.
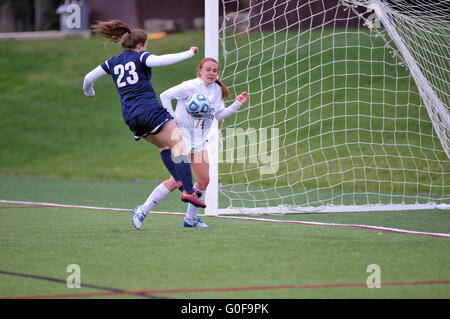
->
[197,58,229,101]
[91,20,147,50]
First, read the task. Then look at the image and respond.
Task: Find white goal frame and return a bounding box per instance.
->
[204,0,220,215]
[204,0,450,215]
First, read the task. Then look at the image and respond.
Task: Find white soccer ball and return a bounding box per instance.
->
[185,93,210,118]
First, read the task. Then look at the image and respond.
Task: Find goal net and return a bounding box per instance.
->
[210,0,450,214]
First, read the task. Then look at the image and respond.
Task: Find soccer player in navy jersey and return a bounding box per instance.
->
[82,20,205,221]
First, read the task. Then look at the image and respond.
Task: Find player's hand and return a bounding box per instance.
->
[190,46,199,54]
[237,92,249,104]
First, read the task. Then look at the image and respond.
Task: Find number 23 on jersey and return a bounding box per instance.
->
[114,62,139,87]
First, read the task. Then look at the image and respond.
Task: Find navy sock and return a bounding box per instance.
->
[174,156,194,194]
[160,149,180,182]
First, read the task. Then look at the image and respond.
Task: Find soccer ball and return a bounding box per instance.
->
[185,93,210,118]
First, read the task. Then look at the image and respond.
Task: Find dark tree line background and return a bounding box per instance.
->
[0,0,447,33]
[0,0,60,32]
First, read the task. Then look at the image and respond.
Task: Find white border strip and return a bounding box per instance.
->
[1,199,449,239]
[0,199,185,215]
[219,203,450,215]
[212,215,450,239]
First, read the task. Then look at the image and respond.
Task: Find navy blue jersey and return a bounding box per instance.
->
[101,50,158,121]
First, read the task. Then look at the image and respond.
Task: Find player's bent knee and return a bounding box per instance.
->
[196,178,210,191]
[163,178,178,192]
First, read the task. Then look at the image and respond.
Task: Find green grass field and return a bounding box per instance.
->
[0,176,449,300]
[0,31,449,300]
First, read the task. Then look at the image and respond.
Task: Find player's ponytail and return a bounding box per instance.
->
[91,20,147,50]
[198,58,230,101]
[215,79,229,101]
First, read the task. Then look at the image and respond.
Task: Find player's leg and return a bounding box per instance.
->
[158,147,182,185]
[132,177,177,230]
[142,177,177,214]
[184,149,209,228]
[144,120,205,208]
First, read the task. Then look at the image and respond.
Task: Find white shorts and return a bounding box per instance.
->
[186,139,208,155]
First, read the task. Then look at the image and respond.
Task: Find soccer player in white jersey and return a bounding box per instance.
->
[82,20,206,217]
[132,58,249,229]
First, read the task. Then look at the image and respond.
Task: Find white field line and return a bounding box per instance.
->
[1,199,449,239]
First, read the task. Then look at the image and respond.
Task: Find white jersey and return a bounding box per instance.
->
[160,77,242,153]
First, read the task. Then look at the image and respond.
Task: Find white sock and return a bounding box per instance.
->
[185,187,206,220]
[141,183,171,215]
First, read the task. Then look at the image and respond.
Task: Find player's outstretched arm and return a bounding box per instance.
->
[145,47,198,68]
[83,65,108,98]
[160,80,198,119]
[236,92,249,104]
[215,92,249,121]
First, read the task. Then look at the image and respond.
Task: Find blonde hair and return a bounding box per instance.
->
[197,58,229,101]
[91,20,147,50]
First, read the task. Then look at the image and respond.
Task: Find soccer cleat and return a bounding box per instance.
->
[181,190,206,208]
[176,181,202,197]
[132,206,146,230]
[184,217,208,228]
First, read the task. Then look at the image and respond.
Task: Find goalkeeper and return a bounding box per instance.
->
[132,58,248,229]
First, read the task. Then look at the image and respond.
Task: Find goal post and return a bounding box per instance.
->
[204,0,450,215]
[367,0,450,160]
[204,0,220,215]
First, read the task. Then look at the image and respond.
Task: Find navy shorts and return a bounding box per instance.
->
[125,107,173,141]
